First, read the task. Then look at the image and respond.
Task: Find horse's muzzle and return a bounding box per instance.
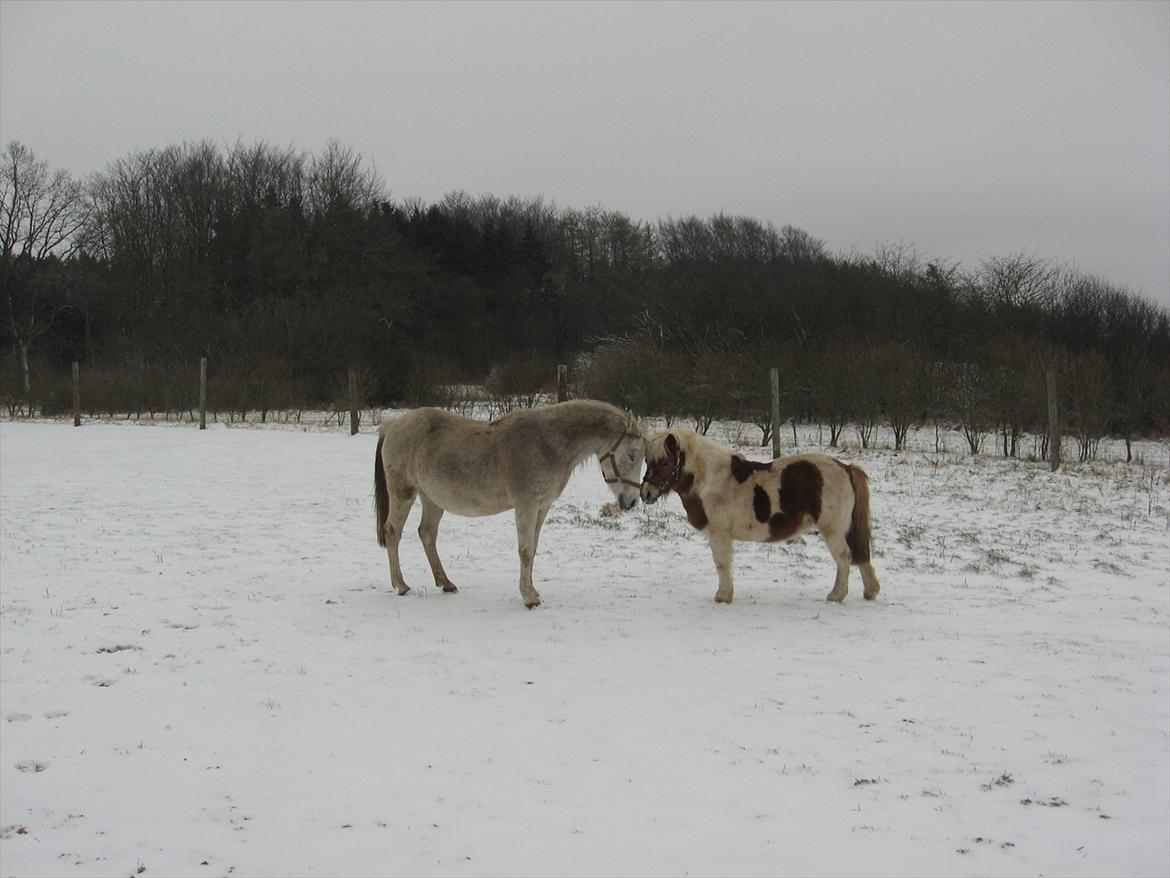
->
[640,482,661,505]
[619,493,638,512]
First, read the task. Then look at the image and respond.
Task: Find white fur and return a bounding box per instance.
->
[376,400,645,608]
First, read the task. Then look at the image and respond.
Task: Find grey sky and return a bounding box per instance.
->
[2,0,1167,305]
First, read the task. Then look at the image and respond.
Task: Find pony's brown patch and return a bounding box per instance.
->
[767,460,823,542]
[753,485,771,522]
[731,454,773,483]
[677,472,708,530]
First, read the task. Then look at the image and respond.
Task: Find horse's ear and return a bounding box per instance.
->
[665,433,679,456]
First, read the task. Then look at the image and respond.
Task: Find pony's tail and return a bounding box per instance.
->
[845,465,872,565]
[375,431,389,547]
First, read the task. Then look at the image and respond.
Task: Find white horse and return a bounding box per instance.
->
[375,399,645,608]
[640,429,881,605]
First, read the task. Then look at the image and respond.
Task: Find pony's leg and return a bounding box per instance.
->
[385,485,417,596]
[860,563,881,600]
[823,531,852,603]
[514,505,542,609]
[532,505,550,554]
[418,494,457,593]
[709,532,735,604]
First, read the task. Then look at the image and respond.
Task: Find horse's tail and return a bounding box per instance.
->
[845,464,872,565]
[375,429,389,547]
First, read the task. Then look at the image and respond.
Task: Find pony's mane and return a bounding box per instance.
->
[647,427,719,459]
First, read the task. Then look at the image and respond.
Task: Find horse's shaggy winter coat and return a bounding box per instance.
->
[640,429,881,604]
[375,400,645,608]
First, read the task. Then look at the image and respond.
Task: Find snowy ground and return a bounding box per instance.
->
[1,416,1167,878]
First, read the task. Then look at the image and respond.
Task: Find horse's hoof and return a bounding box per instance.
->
[441,583,458,594]
[714,593,733,604]
[863,591,878,601]
[395,585,412,596]
[524,596,542,609]
[826,592,846,603]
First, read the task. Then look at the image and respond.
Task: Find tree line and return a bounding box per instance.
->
[2,138,1168,460]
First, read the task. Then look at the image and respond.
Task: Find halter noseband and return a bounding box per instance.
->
[599,416,643,489]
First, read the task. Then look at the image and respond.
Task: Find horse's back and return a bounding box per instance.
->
[703,447,858,543]
[378,408,513,515]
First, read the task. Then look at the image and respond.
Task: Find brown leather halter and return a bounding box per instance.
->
[599,417,643,489]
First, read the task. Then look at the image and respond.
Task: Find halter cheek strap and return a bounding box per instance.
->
[599,416,643,489]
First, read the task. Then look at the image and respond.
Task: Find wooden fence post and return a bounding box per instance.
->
[556,364,568,403]
[199,357,207,430]
[72,362,80,427]
[769,367,781,459]
[1047,369,1060,472]
[349,369,359,435]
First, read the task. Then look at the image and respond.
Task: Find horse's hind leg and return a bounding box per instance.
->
[822,531,852,603]
[418,494,457,593]
[385,483,417,595]
[860,563,881,601]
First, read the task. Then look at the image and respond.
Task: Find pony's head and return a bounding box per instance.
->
[599,415,647,511]
[640,431,685,505]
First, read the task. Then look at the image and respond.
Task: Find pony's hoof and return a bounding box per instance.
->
[524,596,542,609]
[394,585,412,596]
[826,591,846,603]
[863,590,879,601]
[714,592,733,604]
[441,583,459,594]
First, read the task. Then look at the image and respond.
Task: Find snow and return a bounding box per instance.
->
[1,417,1167,878]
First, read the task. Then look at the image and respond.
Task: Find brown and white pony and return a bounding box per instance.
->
[375,400,645,608]
[640,429,881,605]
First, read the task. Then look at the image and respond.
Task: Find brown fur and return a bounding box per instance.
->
[752,485,771,523]
[375,433,390,546]
[731,454,773,483]
[768,459,823,542]
[844,464,872,566]
[677,472,708,530]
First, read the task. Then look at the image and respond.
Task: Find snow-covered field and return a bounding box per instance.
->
[1,416,1167,878]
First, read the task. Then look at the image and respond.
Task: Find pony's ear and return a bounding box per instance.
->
[665,433,679,457]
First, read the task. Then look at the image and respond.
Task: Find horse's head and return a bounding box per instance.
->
[640,431,684,505]
[599,414,646,511]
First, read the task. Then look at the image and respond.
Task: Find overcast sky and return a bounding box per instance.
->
[2,0,1167,305]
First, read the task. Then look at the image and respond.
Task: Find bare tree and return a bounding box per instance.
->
[0,142,89,396]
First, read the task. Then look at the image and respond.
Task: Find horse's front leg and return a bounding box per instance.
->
[708,531,735,604]
[514,505,543,609]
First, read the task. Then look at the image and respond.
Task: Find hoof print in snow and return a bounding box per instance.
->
[0,824,29,839]
[14,760,49,773]
[5,712,31,722]
[91,679,115,688]
[96,644,141,654]
[44,710,71,719]
[1020,797,1068,807]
